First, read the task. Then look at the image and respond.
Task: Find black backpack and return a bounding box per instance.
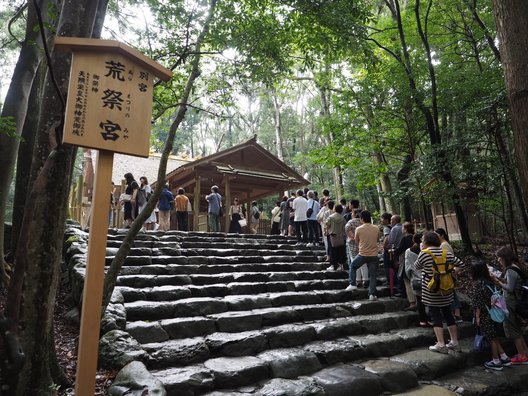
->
[509,266,528,320]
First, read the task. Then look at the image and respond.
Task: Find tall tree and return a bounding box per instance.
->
[492,1,528,207]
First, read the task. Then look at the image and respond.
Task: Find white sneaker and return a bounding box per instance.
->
[345,284,357,291]
[327,265,336,271]
[369,295,378,301]
[446,341,461,351]
[306,243,314,247]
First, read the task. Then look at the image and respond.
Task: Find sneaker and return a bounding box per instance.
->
[446,341,461,352]
[306,243,314,247]
[511,354,528,365]
[369,294,378,301]
[345,284,357,291]
[326,265,336,271]
[500,356,512,367]
[428,344,448,354]
[337,264,345,271]
[484,360,503,371]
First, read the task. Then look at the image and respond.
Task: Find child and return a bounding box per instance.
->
[469,259,511,370]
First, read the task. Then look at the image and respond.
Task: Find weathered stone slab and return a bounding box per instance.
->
[264,324,317,348]
[350,333,406,357]
[303,338,364,365]
[257,307,302,326]
[99,330,148,370]
[311,318,362,339]
[152,365,214,395]
[363,358,418,392]
[393,384,456,396]
[144,337,210,368]
[257,348,322,379]
[223,295,272,311]
[390,349,460,380]
[206,331,268,356]
[204,356,269,388]
[294,305,331,321]
[108,361,166,396]
[125,301,175,321]
[256,377,325,396]
[189,284,230,298]
[126,321,169,344]
[436,364,528,395]
[269,292,323,307]
[173,298,229,317]
[160,317,216,339]
[394,327,436,349]
[149,285,193,301]
[346,300,385,316]
[311,363,383,396]
[228,282,268,295]
[209,311,263,332]
[101,302,127,333]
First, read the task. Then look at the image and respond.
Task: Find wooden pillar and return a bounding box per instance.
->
[224,174,231,232]
[75,150,114,395]
[193,175,201,231]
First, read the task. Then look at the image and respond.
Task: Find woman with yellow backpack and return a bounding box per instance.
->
[414,231,464,354]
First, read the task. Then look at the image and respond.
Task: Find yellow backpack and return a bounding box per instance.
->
[423,248,455,295]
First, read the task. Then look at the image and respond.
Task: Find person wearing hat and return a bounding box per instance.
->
[249,201,260,234]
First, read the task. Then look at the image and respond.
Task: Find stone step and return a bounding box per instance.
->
[106,254,325,267]
[115,270,348,289]
[125,298,410,342]
[118,278,351,301]
[144,310,418,370]
[113,262,339,276]
[123,288,394,321]
[151,323,474,395]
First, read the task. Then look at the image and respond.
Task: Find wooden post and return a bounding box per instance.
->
[224,174,231,232]
[75,150,114,396]
[76,174,83,222]
[193,175,201,231]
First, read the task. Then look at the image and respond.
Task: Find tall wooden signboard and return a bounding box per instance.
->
[55,37,172,396]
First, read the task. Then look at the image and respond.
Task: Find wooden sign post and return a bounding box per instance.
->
[55,37,172,396]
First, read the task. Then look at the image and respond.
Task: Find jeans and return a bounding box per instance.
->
[307,219,320,243]
[208,213,220,232]
[349,255,379,296]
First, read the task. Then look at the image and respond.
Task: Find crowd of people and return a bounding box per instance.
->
[116,178,528,369]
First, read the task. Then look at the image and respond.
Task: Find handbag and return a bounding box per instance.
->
[238,218,247,227]
[473,327,489,352]
[306,201,315,218]
[119,193,131,202]
[412,279,421,291]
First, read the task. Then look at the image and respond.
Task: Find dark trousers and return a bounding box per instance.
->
[294,220,308,242]
[176,211,188,231]
[307,219,320,243]
[330,245,346,270]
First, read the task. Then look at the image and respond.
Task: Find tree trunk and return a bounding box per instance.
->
[374,152,395,213]
[271,90,284,161]
[102,0,218,313]
[10,62,47,258]
[493,0,528,211]
[0,1,48,286]
[4,0,103,392]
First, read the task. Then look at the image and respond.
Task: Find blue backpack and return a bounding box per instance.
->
[486,284,508,323]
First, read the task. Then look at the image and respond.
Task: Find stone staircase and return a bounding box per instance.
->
[63,228,528,395]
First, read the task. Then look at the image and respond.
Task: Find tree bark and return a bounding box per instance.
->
[0,1,48,286]
[492,0,528,208]
[4,0,103,392]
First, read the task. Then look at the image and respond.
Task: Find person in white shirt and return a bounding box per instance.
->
[292,189,308,244]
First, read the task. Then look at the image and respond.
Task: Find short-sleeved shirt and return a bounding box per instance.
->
[355,223,380,257]
[207,193,222,215]
[292,196,308,221]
